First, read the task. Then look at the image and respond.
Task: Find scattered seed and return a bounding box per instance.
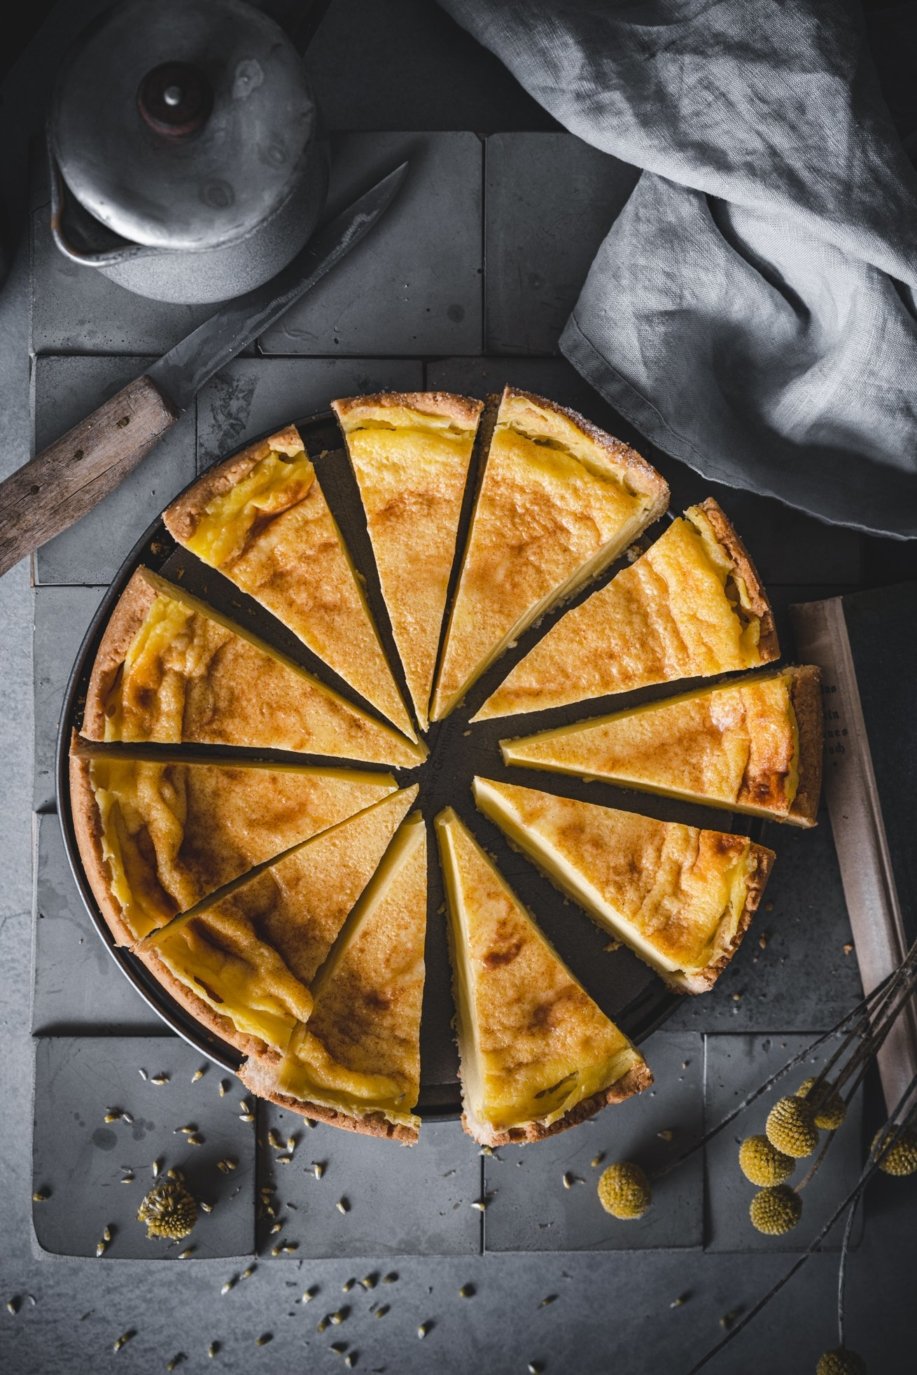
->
[374,1305,390,1319]
[459,1283,475,1299]
[270,1222,282,1235]
[113,1330,135,1352]
[670,1292,690,1308]
[151,1074,170,1086]
[217,1158,237,1173]
[239,1113,255,1123]
[344,1355,357,1370]
[255,1332,272,1347]
[191,1068,206,1084]
[138,1068,148,1081]
[175,1124,196,1136]
[218,1080,229,1097]
[166,1354,186,1372]
[719,1309,741,1330]
[166,1168,185,1182]
[843,942,854,956]
[330,1308,349,1325]
[276,1153,293,1164]
[382,1272,398,1284]
[239,1100,251,1115]
[330,1342,348,1355]
[186,1133,205,1147]
[267,1129,283,1150]
[221,1276,237,1295]
[286,1136,297,1152]
[121,1112,134,1125]
[657,1129,674,1143]
[590,1153,605,1169]
[120,1172,135,1185]
[207,1341,219,1358]
[528,1364,544,1374]
[301,1286,318,1304]
[152,1158,163,1178]
[241,1266,256,1280]
[316,1317,329,1334]
[604,939,623,952]
[562,1172,577,1190]
[479,1144,494,1157]
[312,1161,326,1180]
[336,1197,350,1214]
[200,1201,213,1214]
[177,1247,195,1260]
[6,1297,20,1316]
[342,1278,356,1292]
[538,1294,557,1308]
[32,1189,50,1203]
[104,1108,122,1123]
[470,1198,488,1212]
[306,1118,317,1129]
[359,1274,378,1290]
[417,1321,433,1339]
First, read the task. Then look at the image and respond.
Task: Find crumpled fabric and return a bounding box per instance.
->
[439,0,917,537]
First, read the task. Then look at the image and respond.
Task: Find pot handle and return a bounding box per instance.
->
[48,141,158,269]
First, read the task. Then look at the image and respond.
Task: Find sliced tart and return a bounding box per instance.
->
[473,778,774,994]
[241,812,427,1143]
[83,567,425,768]
[333,392,482,731]
[475,498,779,721]
[435,808,651,1144]
[137,787,418,1059]
[69,742,397,945]
[502,667,822,827]
[430,387,668,720]
[164,426,416,739]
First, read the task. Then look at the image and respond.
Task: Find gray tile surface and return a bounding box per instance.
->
[482,1031,703,1252]
[33,356,197,585]
[32,1038,256,1259]
[259,1106,482,1258]
[485,133,639,354]
[196,356,425,470]
[704,1034,864,1253]
[31,814,163,1034]
[33,584,104,811]
[259,132,483,356]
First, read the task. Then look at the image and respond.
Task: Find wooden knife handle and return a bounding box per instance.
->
[0,374,178,578]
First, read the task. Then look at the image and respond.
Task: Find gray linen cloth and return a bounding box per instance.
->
[439,0,917,538]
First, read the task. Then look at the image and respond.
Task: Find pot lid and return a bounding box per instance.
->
[49,0,316,252]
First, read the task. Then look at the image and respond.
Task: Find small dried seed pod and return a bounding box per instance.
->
[815,1348,868,1375]
[872,1127,917,1177]
[137,1181,198,1241]
[749,1185,802,1236]
[765,1097,818,1159]
[597,1162,651,1219]
[738,1135,795,1187]
[797,1078,847,1131]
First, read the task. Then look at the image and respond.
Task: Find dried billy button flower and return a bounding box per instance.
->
[765,1096,819,1159]
[738,1135,795,1187]
[748,1185,802,1236]
[815,1349,868,1375]
[137,1180,198,1241]
[797,1078,847,1131]
[596,1162,651,1219]
[871,1127,917,1177]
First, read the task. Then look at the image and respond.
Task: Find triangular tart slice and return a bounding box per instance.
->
[475,498,779,721]
[241,812,427,1143]
[137,787,417,1059]
[473,779,774,994]
[83,567,425,767]
[435,808,651,1145]
[430,387,668,720]
[164,426,416,739]
[333,392,482,730]
[69,741,398,945]
[502,667,822,827]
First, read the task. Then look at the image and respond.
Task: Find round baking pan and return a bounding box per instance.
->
[57,405,693,1121]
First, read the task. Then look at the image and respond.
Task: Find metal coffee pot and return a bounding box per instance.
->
[48,0,328,303]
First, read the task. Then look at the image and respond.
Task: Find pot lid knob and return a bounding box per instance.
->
[49,0,317,252]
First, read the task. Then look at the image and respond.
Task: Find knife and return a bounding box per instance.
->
[0,160,409,578]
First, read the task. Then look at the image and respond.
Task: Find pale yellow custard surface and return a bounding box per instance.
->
[436,809,644,1134]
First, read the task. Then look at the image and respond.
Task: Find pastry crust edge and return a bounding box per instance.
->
[460,1059,653,1147]
[695,497,780,664]
[163,425,305,543]
[665,839,775,994]
[239,1054,419,1145]
[332,390,484,430]
[788,664,823,827]
[82,567,159,741]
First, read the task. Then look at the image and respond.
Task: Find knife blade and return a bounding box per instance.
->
[0,160,409,578]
